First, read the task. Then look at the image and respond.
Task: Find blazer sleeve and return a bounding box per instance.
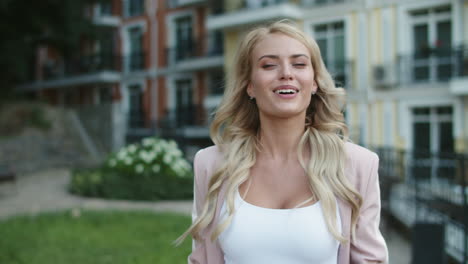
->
[350,153,389,263]
[188,149,209,264]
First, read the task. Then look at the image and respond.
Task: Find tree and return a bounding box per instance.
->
[0,0,104,100]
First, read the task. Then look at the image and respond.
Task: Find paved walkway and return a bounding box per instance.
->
[0,168,192,220]
[0,168,411,263]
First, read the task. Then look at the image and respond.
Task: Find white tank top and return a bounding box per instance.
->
[218,190,341,264]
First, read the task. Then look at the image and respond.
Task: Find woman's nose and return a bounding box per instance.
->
[280,65,293,80]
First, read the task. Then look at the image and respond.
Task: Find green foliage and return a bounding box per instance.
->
[0,210,192,264]
[0,0,108,99]
[70,137,194,201]
[0,103,51,137]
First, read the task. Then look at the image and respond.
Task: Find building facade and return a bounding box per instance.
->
[18,0,468,158]
[18,0,222,157]
[208,0,468,155]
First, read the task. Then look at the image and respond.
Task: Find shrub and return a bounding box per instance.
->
[70,137,193,200]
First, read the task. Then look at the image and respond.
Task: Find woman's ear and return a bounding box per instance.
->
[247,83,254,98]
[312,80,318,94]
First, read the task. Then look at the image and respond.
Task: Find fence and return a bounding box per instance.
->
[374,147,468,263]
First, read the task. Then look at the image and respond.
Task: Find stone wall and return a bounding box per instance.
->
[0,103,107,174]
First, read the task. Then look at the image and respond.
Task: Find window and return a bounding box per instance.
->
[411,106,454,181]
[99,1,112,15]
[128,84,145,129]
[125,0,144,17]
[246,0,286,8]
[410,6,452,82]
[128,27,144,71]
[175,79,194,127]
[207,30,224,56]
[175,16,194,61]
[96,86,113,104]
[314,21,347,87]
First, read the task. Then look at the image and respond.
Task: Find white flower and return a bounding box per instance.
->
[135,164,144,174]
[117,150,127,160]
[171,162,180,171]
[127,144,137,153]
[173,149,183,157]
[108,159,117,167]
[182,160,191,170]
[163,154,172,164]
[152,164,161,173]
[139,150,155,164]
[124,157,133,165]
[142,138,155,147]
[169,140,177,148]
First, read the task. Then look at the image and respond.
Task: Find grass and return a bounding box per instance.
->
[0,210,192,264]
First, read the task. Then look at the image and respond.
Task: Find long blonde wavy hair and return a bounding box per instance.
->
[178,20,362,245]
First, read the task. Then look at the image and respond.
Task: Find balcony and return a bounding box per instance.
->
[398,46,468,85]
[166,0,205,8]
[301,0,353,7]
[18,53,122,91]
[164,39,224,72]
[370,46,468,93]
[159,105,209,138]
[207,0,301,30]
[92,1,120,27]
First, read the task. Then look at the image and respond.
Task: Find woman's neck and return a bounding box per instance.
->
[257,114,306,162]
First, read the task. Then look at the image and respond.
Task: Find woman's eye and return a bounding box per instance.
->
[293,63,306,67]
[262,64,275,69]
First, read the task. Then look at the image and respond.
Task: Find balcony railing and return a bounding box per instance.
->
[165,39,223,66]
[128,112,146,130]
[96,0,113,16]
[41,53,121,81]
[127,52,145,72]
[166,0,205,9]
[212,0,288,15]
[92,1,120,26]
[160,105,203,129]
[374,147,467,263]
[301,0,352,7]
[398,46,468,84]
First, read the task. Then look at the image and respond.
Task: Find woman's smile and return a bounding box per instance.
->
[273,85,299,99]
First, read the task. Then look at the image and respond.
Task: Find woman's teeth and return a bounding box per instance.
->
[275,89,297,94]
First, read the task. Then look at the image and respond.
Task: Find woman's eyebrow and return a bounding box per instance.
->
[257,55,279,61]
[291,54,309,59]
[257,54,309,61]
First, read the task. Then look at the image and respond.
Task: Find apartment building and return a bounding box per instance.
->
[18,0,222,155]
[207,0,468,155]
[17,0,468,158]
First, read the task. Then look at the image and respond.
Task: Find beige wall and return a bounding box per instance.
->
[464,3,468,44]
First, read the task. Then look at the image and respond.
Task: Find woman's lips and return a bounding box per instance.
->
[273,85,299,99]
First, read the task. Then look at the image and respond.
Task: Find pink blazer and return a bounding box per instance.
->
[189,142,388,264]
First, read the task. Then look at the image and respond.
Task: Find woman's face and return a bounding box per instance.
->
[247,33,317,119]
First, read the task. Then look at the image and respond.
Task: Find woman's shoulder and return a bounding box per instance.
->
[343,141,379,188]
[344,141,378,163]
[193,145,223,173]
[194,145,222,162]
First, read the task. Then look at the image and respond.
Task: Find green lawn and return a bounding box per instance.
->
[0,210,192,264]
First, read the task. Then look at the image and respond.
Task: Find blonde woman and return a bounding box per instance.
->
[178,20,388,263]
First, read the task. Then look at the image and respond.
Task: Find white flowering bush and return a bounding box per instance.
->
[106,138,192,178]
[70,137,193,200]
